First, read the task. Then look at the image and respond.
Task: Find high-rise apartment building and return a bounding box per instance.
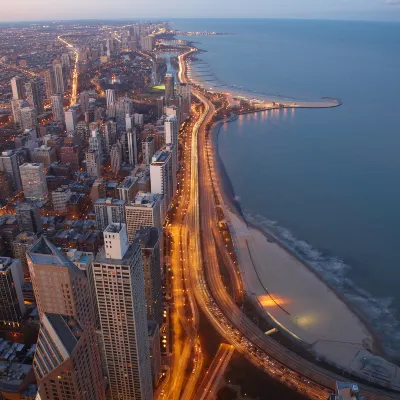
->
[118,176,139,203]
[125,191,162,242]
[15,203,43,233]
[53,60,65,94]
[51,94,65,122]
[176,82,191,118]
[20,107,38,130]
[142,136,155,165]
[44,69,55,99]
[52,186,72,213]
[11,99,26,125]
[25,80,43,113]
[19,163,48,200]
[127,129,138,166]
[10,77,24,100]
[92,224,153,400]
[134,227,163,325]
[65,109,77,132]
[32,145,57,168]
[94,198,125,230]
[0,257,25,327]
[27,237,106,400]
[105,89,116,108]
[150,149,174,215]
[85,150,101,178]
[164,73,174,104]
[79,91,90,113]
[0,151,23,192]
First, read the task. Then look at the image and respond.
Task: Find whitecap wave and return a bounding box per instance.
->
[244,210,400,358]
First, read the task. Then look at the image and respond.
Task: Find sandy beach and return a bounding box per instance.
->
[209,117,400,389]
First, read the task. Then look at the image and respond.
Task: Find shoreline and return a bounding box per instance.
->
[210,114,389,361]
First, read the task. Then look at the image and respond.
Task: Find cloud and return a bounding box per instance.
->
[383,0,400,5]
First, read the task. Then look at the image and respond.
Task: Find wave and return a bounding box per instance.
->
[244,210,400,358]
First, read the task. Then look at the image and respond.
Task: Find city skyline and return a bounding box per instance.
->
[2,0,400,22]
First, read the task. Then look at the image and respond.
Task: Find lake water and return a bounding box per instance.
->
[173,18,400,357]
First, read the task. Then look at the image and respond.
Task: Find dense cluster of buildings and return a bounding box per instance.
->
[0,21,187,400]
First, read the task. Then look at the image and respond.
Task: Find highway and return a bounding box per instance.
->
[175,47,397,400]
[194,343,234,400]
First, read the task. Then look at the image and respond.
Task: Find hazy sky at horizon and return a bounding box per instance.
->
[2,0,400,22]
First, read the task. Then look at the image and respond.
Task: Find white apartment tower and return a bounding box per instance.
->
[85,150,101,178]
[92,223,153,400]
[19,163,48,200]
[125,191,163,243]
[65,109,77,132]
[105,89,116,108]
[11,77,24,100]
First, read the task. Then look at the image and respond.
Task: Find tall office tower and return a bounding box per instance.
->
[10,76,24,100]
[0,150,23,192]
[110,143,122,175]
[91,178,106,203]
[125,191,163,242]
[125,114,135,131]
[127,129,138,166]
[19,163,48,200]
[89,129,104,160]
[107,103,116,119]
[0,257,25,327]
[156,97,164,119]
[15,203,43,233]
[61,53,71,78]
[141,35,155,52]
[134,113,144,126]
[65,109,77,132]
[94,198,125,230]
[118,176,139,203]
[85,150,101,178]
[105,89,116,108]
[12,232,37,277]
[53,60,65,94]
[150,149,173,215]
[176,83,191,119]
[164,73,174,104]
[164,115,179,166]
[147,321,161,387]
[32,145,57,168]
[25,79,43,113]
[51,94,65,122]
[142,136,155,165]
[134,227,163,325]
[106,38,115,57]
[11,99,26,125]
[102,121,117,155]
[79,91,90,113]
[92,223,153,400]
[20,107,38,130]
[27,237,106,400]
[44,68,55,99]
[117,98,133,118]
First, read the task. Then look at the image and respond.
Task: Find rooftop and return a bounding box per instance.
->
[95,197,125,206]
[134,226,159,249]
[0,257,15,272]
[95,241,141,267]
[45,314,82,354]
[119,176,138,189]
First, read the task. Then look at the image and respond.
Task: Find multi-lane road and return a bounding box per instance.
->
[174,47,398,400]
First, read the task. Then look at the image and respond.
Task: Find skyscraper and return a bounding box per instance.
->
[0,150,23,192]
[85,150,101,178]
[92,224,153,400]
[176,82,191,118]
[94,198,125,230]
[10,76,24,100]
[0,257,25,327]
[105,89,116,108]
[20,107,38,130]
[11,99,26,125]
[65,109,77,132]
[164,73,174,104]
[27,237,106,400]
[164,115,179,168]
[127,128,138,166]
[19,163,48,200]
[142,136,155,165]
[44,68,55,99]
[25,80,43,113]
[125,191,163,243]
[15,202,43,233]
[134,227,163,325]
[150,149,174,215]
[53,60,65,94]
[51,94,65,122]
[79,91,90,113]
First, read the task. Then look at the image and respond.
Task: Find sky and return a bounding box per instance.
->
[2,0,400,22]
